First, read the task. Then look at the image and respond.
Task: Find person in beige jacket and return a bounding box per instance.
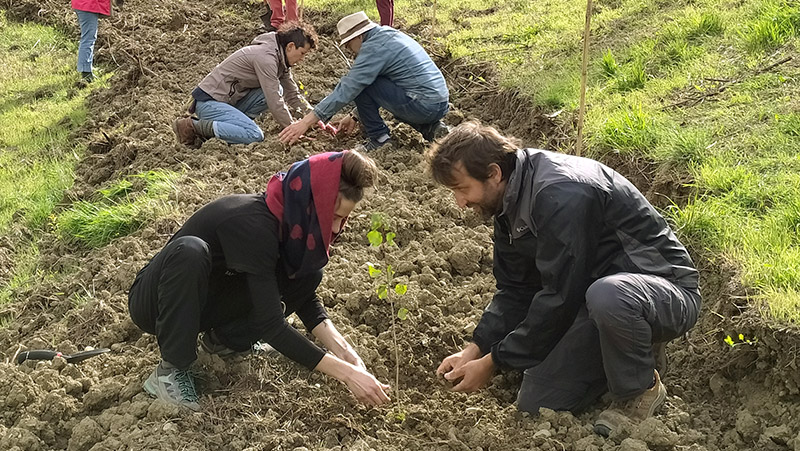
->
[173,22,320,147]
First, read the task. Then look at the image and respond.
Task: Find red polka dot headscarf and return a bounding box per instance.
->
[265,152,344,278]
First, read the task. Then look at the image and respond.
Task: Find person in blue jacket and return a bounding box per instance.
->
[278,11,450,150]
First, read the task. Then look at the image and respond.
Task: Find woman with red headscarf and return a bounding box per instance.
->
[128,150,389,411]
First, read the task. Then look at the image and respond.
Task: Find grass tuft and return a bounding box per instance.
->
[56,170,179,248]
[743,1,800,52]
[598,104,659,154]
[600,49,618,78]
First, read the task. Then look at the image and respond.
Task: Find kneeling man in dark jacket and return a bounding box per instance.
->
[428,121,701,437]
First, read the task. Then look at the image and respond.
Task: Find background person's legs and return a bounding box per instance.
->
[268,0,285,28]
[128,236,212,369]
[377,0,394,26]
[586,273,701,400]
[194,99,264,144]
[517,307,607,414]
[354,77,448,140]
[74,10,99,76]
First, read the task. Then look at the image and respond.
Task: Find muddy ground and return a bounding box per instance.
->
[1,0,800,450]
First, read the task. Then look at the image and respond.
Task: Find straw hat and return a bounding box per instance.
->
[337,11,378,45]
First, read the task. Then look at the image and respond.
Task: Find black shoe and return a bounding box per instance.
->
[422,121,450,141]
[260,10,275,31]
[355,136,393,151]
[80,71,95,82]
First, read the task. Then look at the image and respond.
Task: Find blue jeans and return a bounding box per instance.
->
[194,89,269,144]
[354,76,449,140]
[75,10,99,73]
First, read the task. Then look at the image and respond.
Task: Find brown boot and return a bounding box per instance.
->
[172,117,197,147]
[593,370,667,437]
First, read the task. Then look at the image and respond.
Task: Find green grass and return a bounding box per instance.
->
[56,170,179,248]
[304,0,800,323]
[0,12,97,313]
[0,12,91,232]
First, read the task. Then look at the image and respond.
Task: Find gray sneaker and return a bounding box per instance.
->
[143,363,201,411]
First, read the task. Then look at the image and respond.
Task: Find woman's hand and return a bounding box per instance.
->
[343,365,391,406]
[340,345,366,370]
[315,354,390,406]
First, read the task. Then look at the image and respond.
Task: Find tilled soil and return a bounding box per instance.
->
[1,0,799,450]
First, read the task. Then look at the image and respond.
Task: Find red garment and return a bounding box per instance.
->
[265,152,344,277]
[268,0,298,28]
[71,0,110,16]
[377,0,394,26]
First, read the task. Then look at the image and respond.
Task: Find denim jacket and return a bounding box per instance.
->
[313,27,449,122]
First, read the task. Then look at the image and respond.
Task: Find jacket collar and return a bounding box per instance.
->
[498,149,538,238]
[499,149,528,219]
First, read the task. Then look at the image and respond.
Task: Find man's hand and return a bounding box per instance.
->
[279,113,318,144]
[444,354,495,393]
[344,366,391,406]
[333,115,359,135]
[436,342,483,378]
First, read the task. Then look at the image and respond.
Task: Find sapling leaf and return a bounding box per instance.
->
[724,335,734,347]
[397,307,409,320]
[367,230,383,247]
[370,213,384,231]
[368,263,382,278]
[394,283,407,295]
[386,232,396,246]
[377,284,388,300]
[387,265,394,279]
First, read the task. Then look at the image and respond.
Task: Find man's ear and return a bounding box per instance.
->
[286,42,297,52]
[488,163,503,182]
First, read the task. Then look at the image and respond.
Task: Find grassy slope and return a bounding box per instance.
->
[0,13,90,309]
[303,0,800,322]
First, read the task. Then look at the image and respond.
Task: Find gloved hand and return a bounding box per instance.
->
[317,120,339,136]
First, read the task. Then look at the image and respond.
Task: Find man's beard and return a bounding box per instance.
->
[468,189,503,221]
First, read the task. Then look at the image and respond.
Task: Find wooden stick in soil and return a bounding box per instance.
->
[390,299,399,400]
[575,0,593,157]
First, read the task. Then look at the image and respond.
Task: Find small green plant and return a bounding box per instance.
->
[724,333,758,347]
[366,213,408,399]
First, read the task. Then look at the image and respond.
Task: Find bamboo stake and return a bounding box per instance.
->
[575,0,593,157]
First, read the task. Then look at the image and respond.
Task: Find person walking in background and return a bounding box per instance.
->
[72,0,111,82]
[262,0,298,32]
[172,22,333,147]
[377,0,394,27]
[279,11,449,151]
[128,150,391,411]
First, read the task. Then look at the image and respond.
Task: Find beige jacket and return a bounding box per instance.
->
[196,33,310,128]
